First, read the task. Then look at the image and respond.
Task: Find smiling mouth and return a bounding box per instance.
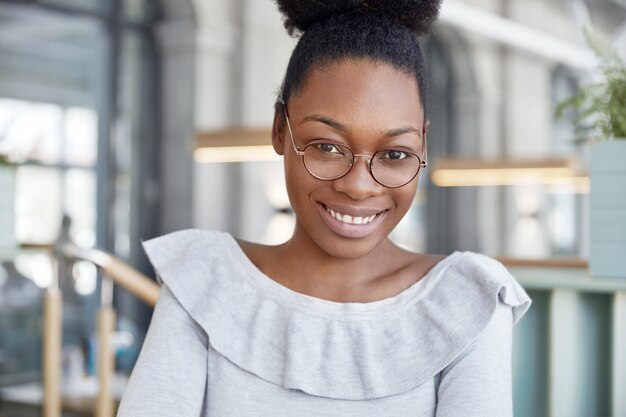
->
[323,205,384,225]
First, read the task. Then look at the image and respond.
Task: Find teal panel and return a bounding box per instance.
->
[590,141,626,172]
[590,207,626,241]
[590,141,626,280]
[590,243,626,278]
[577,293,612,417]
[590,174,626,207]
[513,290,549,417]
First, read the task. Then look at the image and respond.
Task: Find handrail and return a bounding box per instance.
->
[20,243,159,307]
[63,245,159,307]
[18,241,160,417]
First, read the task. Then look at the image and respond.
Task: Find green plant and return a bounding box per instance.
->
[0,153,15,168]
[556,35,626,143]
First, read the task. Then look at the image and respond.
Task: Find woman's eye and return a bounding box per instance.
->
[381,150,408,160]
[316,143,343,154]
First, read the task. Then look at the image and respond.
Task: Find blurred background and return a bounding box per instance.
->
[0,0,625,416]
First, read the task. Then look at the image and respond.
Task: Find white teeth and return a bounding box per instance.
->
[325,206,379,225]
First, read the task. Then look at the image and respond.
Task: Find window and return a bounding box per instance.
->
[0,0,159,386]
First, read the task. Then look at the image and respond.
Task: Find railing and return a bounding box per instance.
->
[19,242,159,417]
[4,246,625,417]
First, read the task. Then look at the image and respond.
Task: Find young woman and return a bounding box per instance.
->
[117,1,531,416]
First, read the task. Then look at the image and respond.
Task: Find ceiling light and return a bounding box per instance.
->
[430,157,589,193]
[194,128,280,163]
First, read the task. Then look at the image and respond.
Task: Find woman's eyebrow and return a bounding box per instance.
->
[383,127,422,138]
[302,114,347,132]
[301,115,421,139]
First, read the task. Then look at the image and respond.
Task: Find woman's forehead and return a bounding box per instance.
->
[289,59,423,122]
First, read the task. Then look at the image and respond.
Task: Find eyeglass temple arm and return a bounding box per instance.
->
[420,129,428,168]
[278,99,305,156]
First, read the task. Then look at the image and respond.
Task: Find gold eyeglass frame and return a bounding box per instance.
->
[278,99,428,188]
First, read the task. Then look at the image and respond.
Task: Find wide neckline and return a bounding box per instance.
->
[222,232,464,316]
[142,228,532,399]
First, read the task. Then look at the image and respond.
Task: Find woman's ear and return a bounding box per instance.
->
[272,109,285,156]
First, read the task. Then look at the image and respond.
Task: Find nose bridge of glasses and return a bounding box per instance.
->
[353,153,373,160]
[347,153,377,182]
[352,153,374,165]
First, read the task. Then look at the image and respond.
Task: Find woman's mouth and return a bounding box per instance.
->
[318,203,387,238]
[324,206,378,225]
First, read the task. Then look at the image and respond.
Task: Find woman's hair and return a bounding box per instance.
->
[275,0,442,118]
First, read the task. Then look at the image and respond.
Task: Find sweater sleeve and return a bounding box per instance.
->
[116,283,208,417]
[435,300,514,417]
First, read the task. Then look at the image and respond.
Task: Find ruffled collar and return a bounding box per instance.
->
[142,229,531,400]
[225,232,462,317]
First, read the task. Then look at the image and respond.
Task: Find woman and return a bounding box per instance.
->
[117,1,531,416]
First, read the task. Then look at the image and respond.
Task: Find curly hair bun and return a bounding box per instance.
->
[275,0,442,36]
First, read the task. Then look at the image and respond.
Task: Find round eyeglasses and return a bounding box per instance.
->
[280,102,427,188]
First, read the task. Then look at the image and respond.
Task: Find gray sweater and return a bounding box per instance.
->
[117,229,531,417]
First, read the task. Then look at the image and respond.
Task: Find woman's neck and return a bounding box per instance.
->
[252,228,416,302]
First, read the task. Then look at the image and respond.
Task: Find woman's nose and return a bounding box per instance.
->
[331,156,383,200]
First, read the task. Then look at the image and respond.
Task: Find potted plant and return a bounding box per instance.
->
[557,37,626,278]
[0,152,17,260]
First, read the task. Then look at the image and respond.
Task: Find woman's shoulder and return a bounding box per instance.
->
[417,250,532,325]
[140,228,239,306]
[141,228,226,256]
[141,229,232,276]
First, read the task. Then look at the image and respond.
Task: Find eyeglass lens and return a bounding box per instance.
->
[302,143,422,187]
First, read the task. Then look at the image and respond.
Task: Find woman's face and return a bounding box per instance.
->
[273,59,427,259]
